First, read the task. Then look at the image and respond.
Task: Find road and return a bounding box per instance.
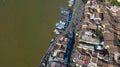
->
[38,0,85,67]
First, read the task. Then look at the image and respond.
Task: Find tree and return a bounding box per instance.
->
[109,0,120,6]
[99,0,106,2]
[82,0,88,4]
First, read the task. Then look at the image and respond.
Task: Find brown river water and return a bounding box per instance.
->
[0,0,67,67]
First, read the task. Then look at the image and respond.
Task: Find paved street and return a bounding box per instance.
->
[38,0,85,67]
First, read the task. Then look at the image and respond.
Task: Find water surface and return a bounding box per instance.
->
[0,0,67,67]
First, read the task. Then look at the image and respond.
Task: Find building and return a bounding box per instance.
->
[103,31,115,45]
[88,24,97,30]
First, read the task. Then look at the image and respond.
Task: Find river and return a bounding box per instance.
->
[0,0,67,67]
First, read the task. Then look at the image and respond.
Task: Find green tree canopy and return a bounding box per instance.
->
[109,0,120,6]
[82,0,88,4]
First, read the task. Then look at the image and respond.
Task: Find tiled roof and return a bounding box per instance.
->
[88,24,97,29]
[103,32,114,41]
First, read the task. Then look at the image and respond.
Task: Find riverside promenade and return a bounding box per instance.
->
[38,0,85,67]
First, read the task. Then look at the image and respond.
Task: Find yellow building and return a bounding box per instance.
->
[96,8,100,13]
